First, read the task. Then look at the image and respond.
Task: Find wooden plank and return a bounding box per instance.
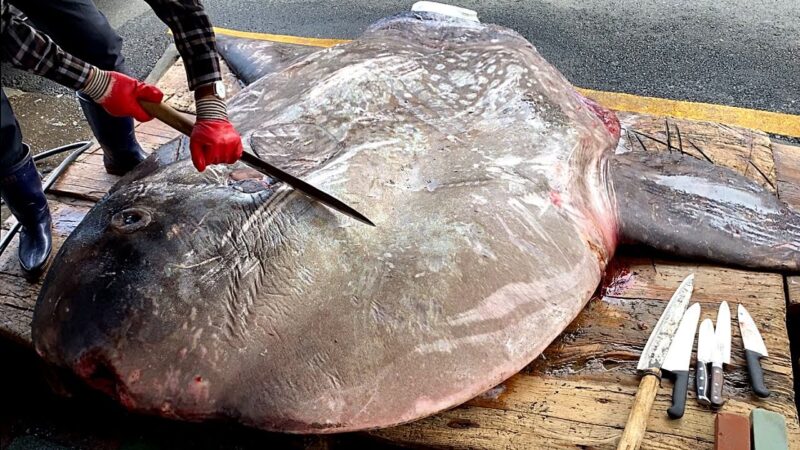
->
[617,112,777,192]
[371,255,798,449]
[0,198,93,345]
[772,142,800,310]
[773,142,800,207]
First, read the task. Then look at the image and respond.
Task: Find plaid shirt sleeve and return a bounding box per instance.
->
[0,3,92,91]
[145,0,222,91]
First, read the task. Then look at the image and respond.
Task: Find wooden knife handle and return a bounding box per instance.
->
[710,365,725,408]
[140,100,195,136]
[617,370,661,450]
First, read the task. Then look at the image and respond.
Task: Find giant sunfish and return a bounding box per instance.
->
[32,12,799,433]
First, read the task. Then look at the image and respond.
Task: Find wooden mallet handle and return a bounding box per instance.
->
[140,100,195,136]
[617,370,661,450]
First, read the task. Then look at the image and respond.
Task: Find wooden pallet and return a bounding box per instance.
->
[1,53,798,449]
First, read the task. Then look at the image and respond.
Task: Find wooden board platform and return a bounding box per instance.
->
[1,53,798,449]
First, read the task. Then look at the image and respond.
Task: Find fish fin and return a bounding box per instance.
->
[216,35,320,85]
[611,152,799,271]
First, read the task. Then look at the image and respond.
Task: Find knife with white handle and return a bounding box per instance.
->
[738,304,770,398]
[662,303,701,419]
[710,301,731,408]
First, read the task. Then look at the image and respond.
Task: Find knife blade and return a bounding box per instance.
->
[662,303,701,419]
[738,304,770,398]
[239,152,375,226]
[696,319,715,406]
[139,100,375,227]
[710,301,731,408]
[618,274,694,450]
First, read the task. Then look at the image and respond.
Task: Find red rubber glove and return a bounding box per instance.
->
[80,68,163,122]
[190,119,244,172]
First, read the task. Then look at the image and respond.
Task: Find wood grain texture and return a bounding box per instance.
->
[773,142,800,310]
[616,112,777,192]
[773,142,800,208]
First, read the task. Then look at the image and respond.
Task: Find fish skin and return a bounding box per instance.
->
[31,11,798,434]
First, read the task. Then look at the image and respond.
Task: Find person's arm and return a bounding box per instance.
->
[144,0,242,172]
[1,6,92,91]
[142,0,221,91]
[1,5,163,122]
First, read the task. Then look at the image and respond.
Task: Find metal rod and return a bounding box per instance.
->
[0,141,93,256]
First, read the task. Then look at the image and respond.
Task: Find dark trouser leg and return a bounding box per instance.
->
[11,0,146,175]
[1,89,52,278]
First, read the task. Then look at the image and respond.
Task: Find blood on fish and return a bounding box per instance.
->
[601,259,635,297]
[549,191,562,207]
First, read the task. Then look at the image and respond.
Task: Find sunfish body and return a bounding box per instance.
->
[32,12,799,433]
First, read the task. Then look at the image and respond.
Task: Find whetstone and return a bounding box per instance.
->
[715,413,750,450]
[751,408,789,450]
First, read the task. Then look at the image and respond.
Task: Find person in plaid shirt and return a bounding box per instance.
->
[1,0,242,278]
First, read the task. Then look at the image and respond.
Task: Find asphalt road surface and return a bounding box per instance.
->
[3,0,799,115]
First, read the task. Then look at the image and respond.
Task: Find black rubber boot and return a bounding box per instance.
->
[0,145,52,279]
[77,92,146,176]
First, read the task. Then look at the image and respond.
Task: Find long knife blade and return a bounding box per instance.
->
[239,152,375,226]
[738,304,767,356]
[716,301,731,365]
[662,303,701,419]
[636,274,695,371]
[662,303,701,372]
[139,100,375,227]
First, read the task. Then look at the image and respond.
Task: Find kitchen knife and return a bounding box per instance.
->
[139,100,375,227]
[738,304,770,398]
[617,274,694,450]
[662,303,701,419]
[711,301,731,408]
[696,319,714,406]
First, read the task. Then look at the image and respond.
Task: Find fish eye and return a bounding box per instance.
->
[110,207,152,233]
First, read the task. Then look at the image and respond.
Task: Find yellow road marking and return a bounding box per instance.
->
[210,28,800,137]
[577,89,800,138]
[213,27,348,48]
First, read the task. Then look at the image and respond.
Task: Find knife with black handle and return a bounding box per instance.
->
[662,303,701,419]
[738,304,770,398]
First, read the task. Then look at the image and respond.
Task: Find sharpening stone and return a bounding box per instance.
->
[714,413,750,450]
[751,408,788,450]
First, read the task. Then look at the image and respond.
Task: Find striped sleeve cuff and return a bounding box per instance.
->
[79,67,112,102]
[195,95,227,120]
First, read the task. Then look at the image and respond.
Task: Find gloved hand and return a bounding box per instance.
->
[189,95,243,172]
[80,68,163,122]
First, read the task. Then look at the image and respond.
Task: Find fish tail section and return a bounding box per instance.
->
[610,152,799,271]
[216,35,320,86]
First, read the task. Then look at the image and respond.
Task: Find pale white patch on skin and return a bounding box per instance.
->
[654,174,779,214]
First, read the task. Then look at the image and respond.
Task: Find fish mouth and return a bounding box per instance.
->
[74,348,138,410]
